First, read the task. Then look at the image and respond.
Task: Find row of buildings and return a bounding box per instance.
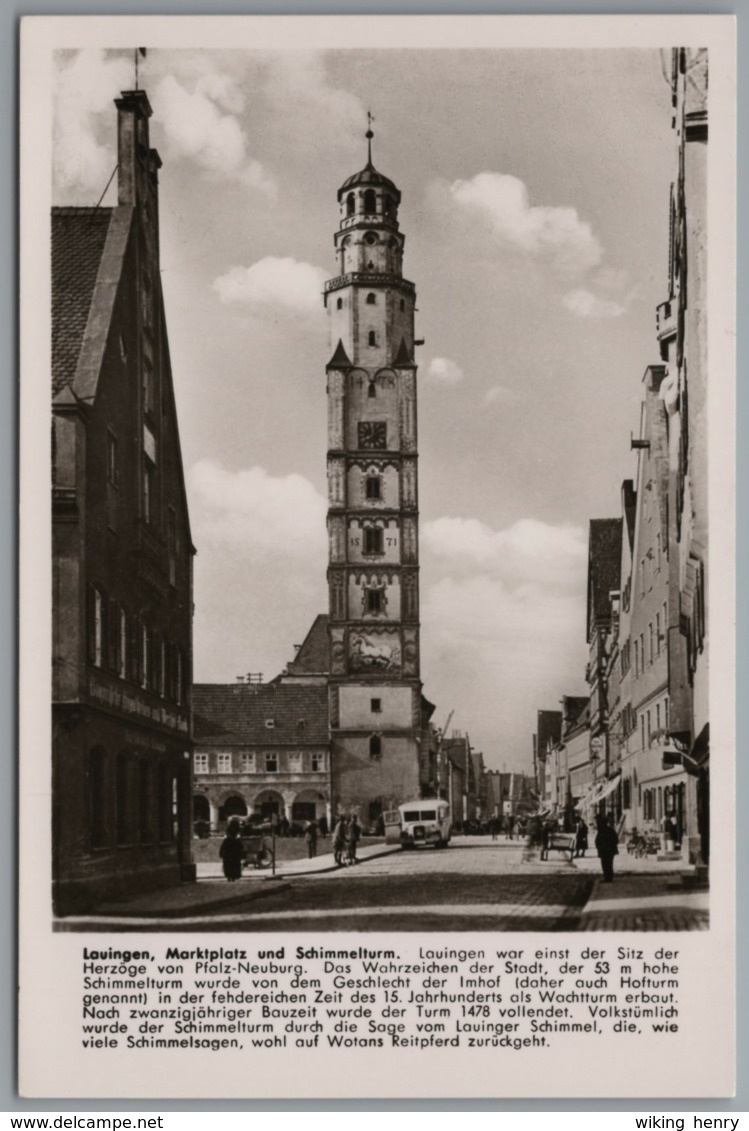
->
[533,50,709,865]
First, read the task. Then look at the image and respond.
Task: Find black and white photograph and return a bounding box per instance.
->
[19,14,736,1099]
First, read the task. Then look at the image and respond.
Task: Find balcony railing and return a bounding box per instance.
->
[325,272,415,294]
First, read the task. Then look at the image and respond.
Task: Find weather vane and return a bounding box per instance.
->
[366,110,375,164]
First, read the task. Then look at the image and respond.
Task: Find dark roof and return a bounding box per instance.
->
[193,683,329,746]
[393,338,413,367]
[327,339,352,369]
[284,614,330,676]
[536,710,562,758]
[338,162,400,200]
[587,518,623,641]
[562,696,590,738]
[52,208,113,395]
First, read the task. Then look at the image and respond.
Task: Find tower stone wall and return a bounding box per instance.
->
[324,149,423,823]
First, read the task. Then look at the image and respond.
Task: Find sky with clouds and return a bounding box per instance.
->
[53,46,675,771]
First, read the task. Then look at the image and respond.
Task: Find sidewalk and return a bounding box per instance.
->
[80,841,403,919]
[577,872,709,930]
[196,840,402,880]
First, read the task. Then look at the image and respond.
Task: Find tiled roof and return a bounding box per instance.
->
[193,683,329,746]
[284,614,329,675]
[338,162,400,200]
[52,208,113,395]
[587,518,623,640]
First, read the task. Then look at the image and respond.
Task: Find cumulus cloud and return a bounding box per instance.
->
[562,288,626,319]
[426,357,464,385]
[53,50,274,200]
[154,72,274,194]
[212,257,327,314]
[188,459,328,683]
[53,49,132,197]
[420,515,589,763]
[448,172,602,275]
[423,516,587,591]
[187,460,327,561]
[264,52,364,137]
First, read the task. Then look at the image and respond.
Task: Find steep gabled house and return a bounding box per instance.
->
[52,90,195,913]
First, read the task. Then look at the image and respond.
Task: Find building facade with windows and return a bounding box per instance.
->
[51,90,194,914]
[323,139,429,827]
[192,682,331,829]
[659,49,709,864]
[621,365,687,847]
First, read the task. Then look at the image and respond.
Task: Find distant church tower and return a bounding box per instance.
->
[324,125,423,822]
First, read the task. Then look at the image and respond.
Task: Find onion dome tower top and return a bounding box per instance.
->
[336,113,402,215]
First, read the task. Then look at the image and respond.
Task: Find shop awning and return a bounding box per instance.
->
[576,774,621,810]
[595,773,622,802]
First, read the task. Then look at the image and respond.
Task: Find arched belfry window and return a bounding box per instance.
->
[364,189,377,215]
[366,292,376,305]
[346,193,355,217]
[369,734,382,758]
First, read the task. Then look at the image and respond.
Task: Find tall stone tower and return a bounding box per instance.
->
[324,129,423,823]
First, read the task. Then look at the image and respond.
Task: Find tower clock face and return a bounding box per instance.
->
[358,421,387,450]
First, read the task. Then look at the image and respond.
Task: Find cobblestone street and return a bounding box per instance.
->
[59,836,708,932]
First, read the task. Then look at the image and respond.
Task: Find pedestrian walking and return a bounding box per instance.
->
[575,817,589,858]
[332,817,345,866]
[594,814,619,882]
[305,819,318,859]
[540,821,551,861]
[347,815,361,864]
[219,819,246,882]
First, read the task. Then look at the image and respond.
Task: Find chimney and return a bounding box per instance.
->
[115,90,162,208]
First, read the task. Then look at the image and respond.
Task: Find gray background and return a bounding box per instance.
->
[5,0,745,1112]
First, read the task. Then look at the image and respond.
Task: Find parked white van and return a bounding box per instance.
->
[397,800,451,849]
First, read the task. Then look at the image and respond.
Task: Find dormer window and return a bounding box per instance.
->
[265,718,275,729]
